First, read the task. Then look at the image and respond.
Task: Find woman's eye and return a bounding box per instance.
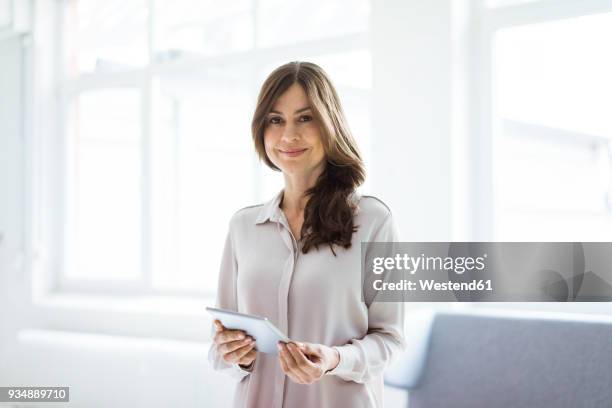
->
[268,116,282,125]
[299,115,313,122]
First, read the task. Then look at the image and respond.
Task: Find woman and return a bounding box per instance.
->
[208,61,406,408]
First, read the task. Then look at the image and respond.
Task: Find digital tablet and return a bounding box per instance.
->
[206,307,289,355]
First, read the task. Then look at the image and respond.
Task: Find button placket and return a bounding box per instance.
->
[272,212,299,408]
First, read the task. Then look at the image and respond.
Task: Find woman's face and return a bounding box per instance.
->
[263,83,326,176]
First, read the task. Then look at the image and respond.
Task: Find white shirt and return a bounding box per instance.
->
[208,189,406,408]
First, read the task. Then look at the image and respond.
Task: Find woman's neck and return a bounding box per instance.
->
[281,164,325,216]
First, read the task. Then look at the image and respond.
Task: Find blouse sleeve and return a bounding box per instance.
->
[207,220,254,381]
[325,212,407,383]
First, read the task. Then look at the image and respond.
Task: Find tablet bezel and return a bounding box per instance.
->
[207,307,289,355]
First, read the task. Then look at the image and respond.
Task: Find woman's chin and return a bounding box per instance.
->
[279,163,308,175]
[280,163,327,179]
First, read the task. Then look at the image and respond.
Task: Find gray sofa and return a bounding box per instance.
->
[385,309,612,408]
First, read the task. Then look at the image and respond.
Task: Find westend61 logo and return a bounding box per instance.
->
[362,242,612,302]
[372,253,488,275]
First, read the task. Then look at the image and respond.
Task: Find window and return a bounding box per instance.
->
[50,0,372,298]
[466,0,612,315]
[65,88,143,283]
[488,5,612,241]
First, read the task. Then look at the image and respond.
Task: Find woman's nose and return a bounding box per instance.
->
[281,123,300,141]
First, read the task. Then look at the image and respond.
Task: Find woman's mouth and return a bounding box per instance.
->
[279,148,308,157]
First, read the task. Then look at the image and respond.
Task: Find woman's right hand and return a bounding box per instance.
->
[213,319,257,369]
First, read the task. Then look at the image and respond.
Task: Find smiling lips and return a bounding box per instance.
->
[279,147,308,157]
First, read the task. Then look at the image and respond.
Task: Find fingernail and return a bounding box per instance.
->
[277,343,282,350]
[238,333,245,339]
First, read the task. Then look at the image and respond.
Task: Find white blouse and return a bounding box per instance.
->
[208,189,406,408]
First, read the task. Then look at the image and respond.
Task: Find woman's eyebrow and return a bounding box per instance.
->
[268,106,312,115]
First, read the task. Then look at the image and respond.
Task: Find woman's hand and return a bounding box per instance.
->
[277,341,340,384]
[213,319,257,369]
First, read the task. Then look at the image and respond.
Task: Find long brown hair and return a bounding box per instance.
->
[251,61,365,255]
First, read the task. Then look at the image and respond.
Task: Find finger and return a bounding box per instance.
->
[278,346,289,372]
[278,344,300,380]
[213,319,225,332]
[279,343,310,383]
[297,342,319,356]
[279,350,305,384]
[215,329,246,345]
[219,337,253,355]
[277,347,297,379]
[231,342,256,362]
[297,342,323,364]
[238,349,257,365]
[287,342,320,377]
[223,342,255,364]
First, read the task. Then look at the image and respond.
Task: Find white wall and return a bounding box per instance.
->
[371,0,453,241]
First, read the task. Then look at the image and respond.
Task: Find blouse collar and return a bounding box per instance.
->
[254,189,284,225]
[254,188,362,225]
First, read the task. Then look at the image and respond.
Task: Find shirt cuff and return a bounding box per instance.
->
[225,362,251,381]
[325,345,355,377]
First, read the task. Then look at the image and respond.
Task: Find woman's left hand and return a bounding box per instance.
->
[277,341,340,384]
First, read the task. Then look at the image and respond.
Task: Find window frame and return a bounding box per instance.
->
[466,0,612,313]
[474,0,612,240]
[29,0,373,339]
